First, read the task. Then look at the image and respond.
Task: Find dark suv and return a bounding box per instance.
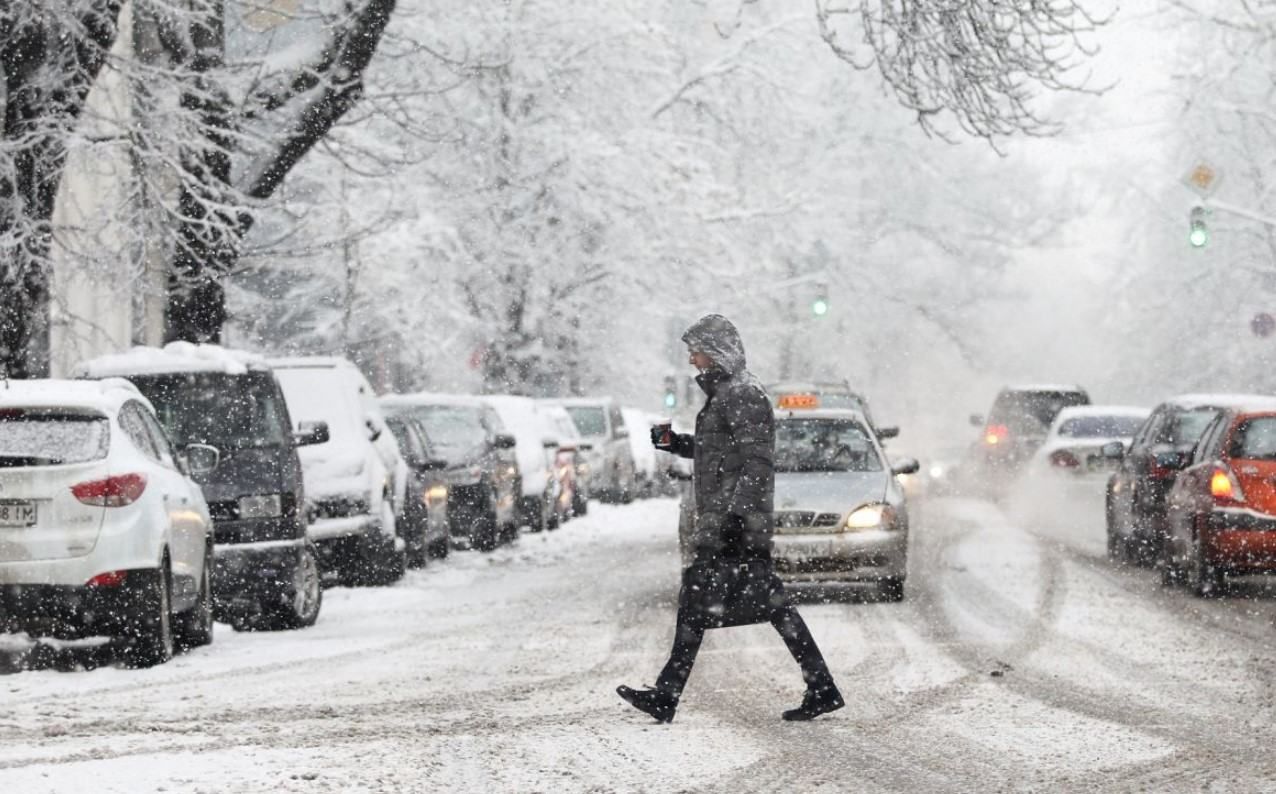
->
[380,395,520,551]
[970,385,1090,490]
[76,349,327,631]
[1105,395,1266,564]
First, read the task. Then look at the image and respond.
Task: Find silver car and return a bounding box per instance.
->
[769,408,918,601]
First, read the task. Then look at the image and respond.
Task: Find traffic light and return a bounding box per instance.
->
[1189,206,1209,248]
[662,375,678,409]
[811,283,829,317]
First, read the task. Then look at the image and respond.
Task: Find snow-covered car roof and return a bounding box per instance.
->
[544,396,617,407]
[75,341,268,378]
[0,378,150,414]
[380,392,485,409]
[1166,393,1276,412]
[1001,383,1088,394]
[774,407,872,424]
[266,356,357,370]
[1052,405,1149,421]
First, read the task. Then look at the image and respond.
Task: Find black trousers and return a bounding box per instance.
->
[655,604,836,699]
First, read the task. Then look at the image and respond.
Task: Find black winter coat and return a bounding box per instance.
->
[668,314,785,629]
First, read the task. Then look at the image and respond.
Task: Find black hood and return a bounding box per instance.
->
[682,314,747,375]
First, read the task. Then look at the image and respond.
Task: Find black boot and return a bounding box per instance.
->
[782,686,844,721]
[616,685,677,723]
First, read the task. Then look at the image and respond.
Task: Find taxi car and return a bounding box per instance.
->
[770,408,918,601]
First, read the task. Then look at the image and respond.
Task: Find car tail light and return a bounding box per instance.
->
[86,570,127,587]
[985,425,1009,446]
[1209,466,1245,503]
[71,473,147,507]
[1050,450,1080,469]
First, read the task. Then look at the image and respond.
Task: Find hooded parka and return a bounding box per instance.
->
[669,314,785,628]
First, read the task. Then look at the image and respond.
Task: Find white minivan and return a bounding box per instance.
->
[269,358,407,586]
[0,379,217,667]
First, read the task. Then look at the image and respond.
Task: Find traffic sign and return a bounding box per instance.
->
[1183,161,1223,198]
[1252,313,1275,338]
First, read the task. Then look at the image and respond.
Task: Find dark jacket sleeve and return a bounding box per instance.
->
[724,385,774,519]
[670,432,694,459]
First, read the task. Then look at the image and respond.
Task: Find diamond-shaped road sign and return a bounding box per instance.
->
[1183,161,1223,198]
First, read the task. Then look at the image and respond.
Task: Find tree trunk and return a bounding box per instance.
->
[0,1,123,376]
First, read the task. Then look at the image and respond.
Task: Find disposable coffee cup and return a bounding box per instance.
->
[654,420,673,447]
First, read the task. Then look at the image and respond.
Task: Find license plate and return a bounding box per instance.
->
[0,500,37,527]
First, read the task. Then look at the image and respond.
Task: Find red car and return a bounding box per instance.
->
[1162,399,1276,596]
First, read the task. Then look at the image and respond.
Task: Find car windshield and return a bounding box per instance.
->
[1161,408,1220,447]
[991,391,1089,437]
[397,405,487,458]
[775,418,882,473]
[0,408,110,465]
[565,406,607,437]
[127,372,289,449]
[1057,415,1146,439]
[1229,418,1276,461]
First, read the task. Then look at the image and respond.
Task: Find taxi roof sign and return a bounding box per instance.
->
[777,393,819,410]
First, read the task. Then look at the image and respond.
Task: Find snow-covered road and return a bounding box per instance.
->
[5,494,1276,792]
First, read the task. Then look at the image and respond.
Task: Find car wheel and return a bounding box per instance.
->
[572,489,588,517]
[122,563,175,668]
[428,535,451,559]
[175,546,214,650]
[877,577,905,603]
[265,543,323,629]
[1191,533,1224,598]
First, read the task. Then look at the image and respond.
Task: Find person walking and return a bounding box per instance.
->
[617,314,843,723]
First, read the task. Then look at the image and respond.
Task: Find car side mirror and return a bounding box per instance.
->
[183,443,220,476]
[494,433,517,450]
[877,426,900,440]
[294,421,330,447]
[1153,450,1191,471]
[969,414,985,428]
[1100,440,1125,460]
[614,427,630,440]
[891,458,920,476]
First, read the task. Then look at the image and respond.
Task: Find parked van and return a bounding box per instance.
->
[269,357,407,585]
[76,343,324,631]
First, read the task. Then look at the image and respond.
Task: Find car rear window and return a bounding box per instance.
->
[1228,417,1276,461]
[1057,415,1146,439]
[127,371,289,449]
[991,391,1089,436]
[0,408,110,465]
[565,406,607,437]
[1161,408,1219,447]
[775,418,882,473]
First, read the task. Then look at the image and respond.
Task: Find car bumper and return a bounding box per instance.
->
[0,579,139,639]
[212,538,307,606]
[1204,509,1276,571]
[772,530,907,583]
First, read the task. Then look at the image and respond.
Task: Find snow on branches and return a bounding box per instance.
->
[814,0,1108,145]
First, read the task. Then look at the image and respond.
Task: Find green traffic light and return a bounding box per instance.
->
[812,299,829,317]
[1189,224,1209,248]
[663,392,677,408]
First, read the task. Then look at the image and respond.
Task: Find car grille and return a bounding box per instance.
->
[312,496,370,519]
[774,510,843,534]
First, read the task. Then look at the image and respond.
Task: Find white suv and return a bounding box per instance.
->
[269,357,408,586]
[0,379,217,667]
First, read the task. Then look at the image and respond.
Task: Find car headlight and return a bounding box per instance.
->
[844,504,896,531]
[424,484,448,507]
[238,494,283,519]
[928,464,945,479]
